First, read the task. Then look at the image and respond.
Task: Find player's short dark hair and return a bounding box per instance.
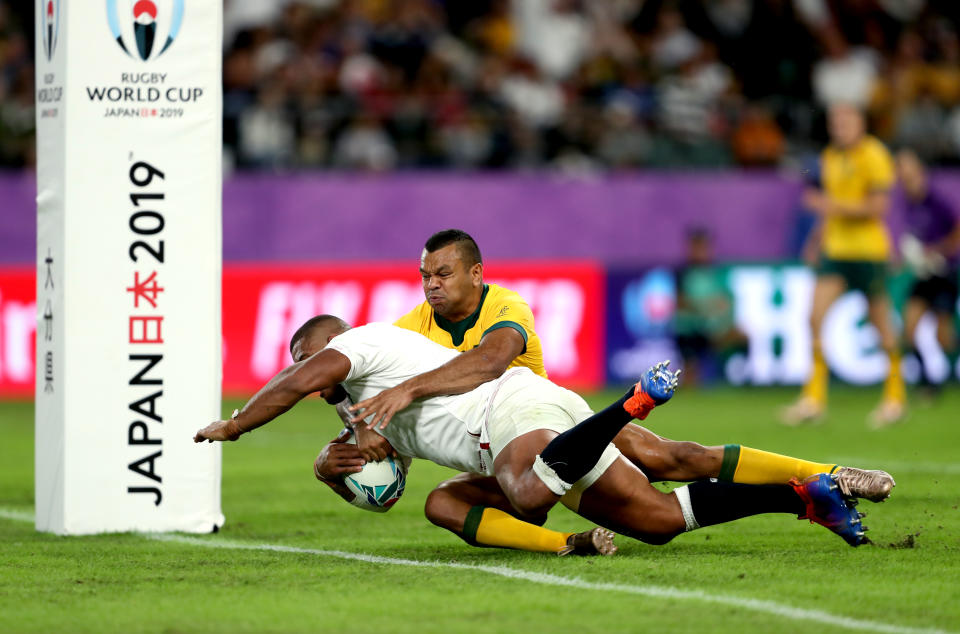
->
[289,314,350,354]
[424,229,482,267]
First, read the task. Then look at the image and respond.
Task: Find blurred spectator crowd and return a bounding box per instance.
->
[4,0,960,171]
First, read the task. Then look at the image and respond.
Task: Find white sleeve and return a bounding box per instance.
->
[325,324,389,381]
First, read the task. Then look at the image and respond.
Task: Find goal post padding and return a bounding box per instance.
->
[35,0,224,534]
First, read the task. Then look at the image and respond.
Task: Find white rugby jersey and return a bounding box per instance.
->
[325,323,504,474]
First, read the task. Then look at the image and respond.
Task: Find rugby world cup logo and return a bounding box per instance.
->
[106,0,184,61]
[41,0,61,61]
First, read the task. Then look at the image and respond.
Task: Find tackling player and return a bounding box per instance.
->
[782,104,905,427]
[314,230,893,554]
[195,318,881,548]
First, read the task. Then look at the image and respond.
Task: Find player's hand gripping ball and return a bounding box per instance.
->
[341,435,406,512]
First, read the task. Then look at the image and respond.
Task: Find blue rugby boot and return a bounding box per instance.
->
[791,473,868,547]
[623,360,681,420]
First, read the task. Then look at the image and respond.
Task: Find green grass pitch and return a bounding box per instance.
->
[2,387,959,633]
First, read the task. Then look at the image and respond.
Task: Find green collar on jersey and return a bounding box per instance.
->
[434,284,489,346]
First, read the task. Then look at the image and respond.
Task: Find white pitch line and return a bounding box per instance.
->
[0,507,951,634]
[0,508,35,523]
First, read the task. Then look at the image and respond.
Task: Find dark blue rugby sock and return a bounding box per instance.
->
[538,386,634,486]
[675,480,805,529]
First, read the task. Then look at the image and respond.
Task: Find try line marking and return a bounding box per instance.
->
[0,507,950,634]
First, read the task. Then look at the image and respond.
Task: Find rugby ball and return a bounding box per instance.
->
[341,435,406,513]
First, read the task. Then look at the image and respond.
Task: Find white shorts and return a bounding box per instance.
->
[482,369,622,512]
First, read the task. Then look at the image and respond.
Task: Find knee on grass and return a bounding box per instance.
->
[614,490,689,545]
[503,488,557,521]
[502,470,559,520]
[611,510,686,545]
[424,486,466,531]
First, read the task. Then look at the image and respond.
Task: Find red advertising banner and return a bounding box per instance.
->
[0,262,605,397]
[0,267,35,398]
[223,262,605,391]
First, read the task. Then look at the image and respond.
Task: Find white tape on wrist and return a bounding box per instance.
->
[532,455,573,496]
[335,396,355,430]
[673,485,700,531]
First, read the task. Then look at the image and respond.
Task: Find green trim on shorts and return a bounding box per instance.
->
[817,257,888,296]
[462,505,486,545]
[719,444,741,481]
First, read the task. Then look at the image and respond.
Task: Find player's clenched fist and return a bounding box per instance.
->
[314,435,366,481]
[193,419,243,443]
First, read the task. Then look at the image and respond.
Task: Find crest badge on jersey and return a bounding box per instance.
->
[41,0,61,61]
[106,0,184,61]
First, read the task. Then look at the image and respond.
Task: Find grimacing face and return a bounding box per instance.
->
[419,243,483,320]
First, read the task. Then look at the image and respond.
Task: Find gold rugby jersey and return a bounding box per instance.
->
[393,283,547,378]
[820,135,896,261]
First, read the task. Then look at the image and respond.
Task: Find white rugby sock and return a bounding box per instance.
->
[673,485,701,531]
[532,455,573,496]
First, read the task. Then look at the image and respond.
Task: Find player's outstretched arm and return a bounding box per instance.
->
[349,328,524,430]
[193,349,351,443]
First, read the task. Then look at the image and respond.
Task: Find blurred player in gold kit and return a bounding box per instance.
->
[783,104,906,427]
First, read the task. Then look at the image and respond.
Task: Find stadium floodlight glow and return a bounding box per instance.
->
[34,0,223,534]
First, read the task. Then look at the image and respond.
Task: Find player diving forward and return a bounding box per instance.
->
[314,230,894,554]
[195,317,881,548]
